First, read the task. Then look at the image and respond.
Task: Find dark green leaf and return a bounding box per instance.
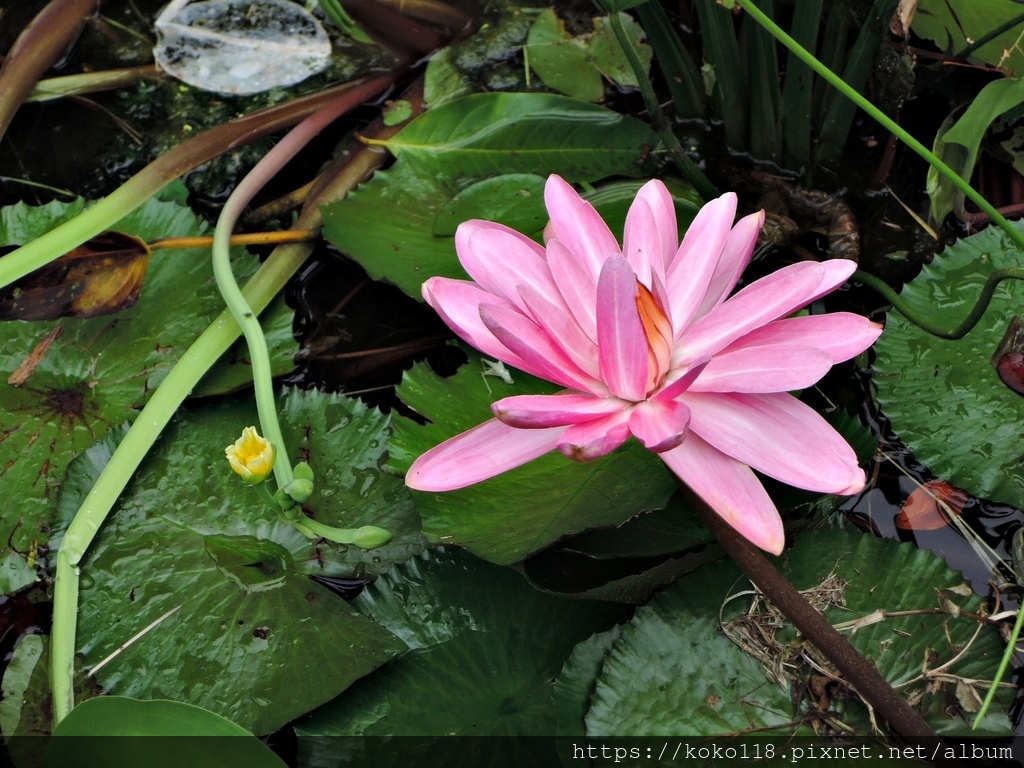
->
[383,93,659,179]
[581,528,1012,735]
[294,547,628,749]
[913,0,1024,74]
[60,390,416,735]
[874,223,1024,509]
[389,348,676,564]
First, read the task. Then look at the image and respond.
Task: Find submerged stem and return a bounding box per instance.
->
[854,267,1024,340]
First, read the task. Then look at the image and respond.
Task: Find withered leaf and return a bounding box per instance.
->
[0,231,150,320]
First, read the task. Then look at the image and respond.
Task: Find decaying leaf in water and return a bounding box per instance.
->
[895,479,969,532]
[0,231,149,320]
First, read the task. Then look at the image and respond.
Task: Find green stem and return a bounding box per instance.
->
[47,74,404,725]
[731,0,1024,254]
[51,242,307,723]
[608,9,718,202]
[854,267,1024,340]
[973,603,1023,728]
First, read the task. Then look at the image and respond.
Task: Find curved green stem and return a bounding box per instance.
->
[973,603,1023,728]
[732,0,1024,255]
[48,73,405,725]
[607,10,718,202]
[854,267,1024,340]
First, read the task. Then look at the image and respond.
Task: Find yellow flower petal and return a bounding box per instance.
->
[225,426,275,484]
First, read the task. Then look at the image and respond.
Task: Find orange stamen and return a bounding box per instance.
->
[635,280,673,390]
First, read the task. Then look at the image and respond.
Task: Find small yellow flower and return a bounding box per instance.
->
[226,426,276,485]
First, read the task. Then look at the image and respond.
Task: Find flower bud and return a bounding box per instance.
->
[225,426,275,485]
[351,525,392,550]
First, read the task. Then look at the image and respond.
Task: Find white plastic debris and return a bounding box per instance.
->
[154,0,331,95]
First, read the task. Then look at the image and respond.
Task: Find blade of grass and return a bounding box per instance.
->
[694,0,747,150]
[635,2,706,119]
[741,0,781,162]
[781,0,823,169]
[812,0,850,129]
[814,0,900,171]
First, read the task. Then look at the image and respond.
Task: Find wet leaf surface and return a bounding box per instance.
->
[58,389,415,735]
[874,223,1024,509]
[294,547,628,754]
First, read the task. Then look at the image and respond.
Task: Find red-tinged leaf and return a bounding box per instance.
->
[0,231,150,320]
[895,480,969,532]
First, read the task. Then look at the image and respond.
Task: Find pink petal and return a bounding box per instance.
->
[665,192,737,331]
[684,391,866,495]
[517,282,600,378]
[691,210,765,321]
[544,175,620,281]
[622,198,659,286]
[679,260,858,362]
[689,345,833,393]
[493,392,627,428]
[405,418,563,491]
[547,239,597,342]
[653,359,709,402]
[557,409,632,461]
[634,179,678,269]
[723,313,883,364]
[597,255,648,401]
[480,303,603,393]
[455,220,557,313]
[423,278,531,371]
[628,398,691,453]
[660,433,785,555]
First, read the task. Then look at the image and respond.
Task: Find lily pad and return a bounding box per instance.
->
[53,389,419,735]
[0,197,262,594]
[294,547,628,761]
[873,223,1024,509]
[581,528,1011,736]
[46,697,286,768]
[389,347,677,565]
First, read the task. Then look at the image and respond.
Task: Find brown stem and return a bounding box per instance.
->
[684,484,942,748]
[0,0,99,142]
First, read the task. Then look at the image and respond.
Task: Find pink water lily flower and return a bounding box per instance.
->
[406,175,881,555]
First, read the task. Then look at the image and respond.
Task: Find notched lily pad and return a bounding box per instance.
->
[294,547,628,756]
[579,528,1012,737]
[874,223,1024,509]
[58,389,416,735]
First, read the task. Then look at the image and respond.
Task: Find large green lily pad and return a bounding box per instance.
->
[389,347,677,565]
[54,389,419,735]
[294,546,628,763]
[0,198,275,594]
[581,528,1011,736]
[874,223,1024,509]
